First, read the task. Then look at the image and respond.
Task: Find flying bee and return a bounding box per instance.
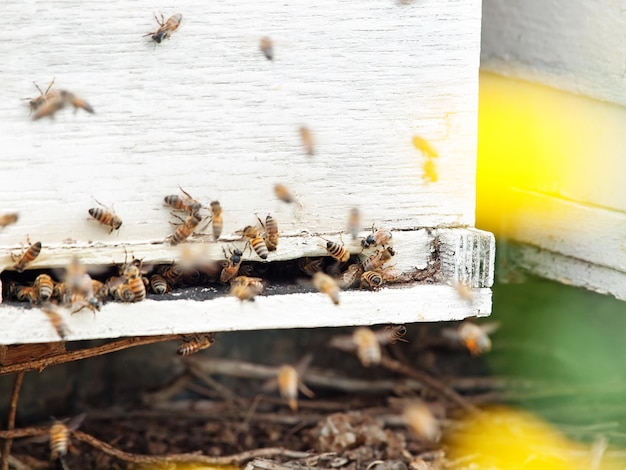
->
[231,276,264,294]
[352,327,381,367]
[454,281,474,303]
[339,263,363,289]
[257,214,279,251]
[164,187,202,214]
[412,135,438,159]
[220,246,243,283]
[361,246,395,272]
[41,304,71,340]
[145,13,182,43]
[347,208,361,240]
[360,270,384,290]
[261,354,314,412]
[243,225,269,260]
[321,237,350,263]
[230,282,259,302]
[122,261,146,302]
[361,225,393,249]
[88,200,122,233]
[170,212,202,245]
[34,274,54,302]
[441,320,501,356]
[32,89,94,120]
[159,264,184,287]
[403,402,440,442]
[298,257,324,276]
[48,413,86,461]
[299,126,315,156]
[12,238,42,273]
[176,333,215,356]
[259,36,273,60]
[312,272,340,305]
[0,212,18,228]
[274,183,296,204]
[209,200,223,240]
[150,274,169,294]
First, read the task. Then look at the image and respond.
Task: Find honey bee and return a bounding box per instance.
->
[352,327,381,367]
[145,13,182,43]
[220,246,243,283]
[312,272,340,305]
[321,237,350,263]
[14,285,38,303]
[91,279,108,302]
[259,36,274,60]
[274,184,296,204]
[361,246,395,272]
[28,78,56,113]
[48,413,86,461]
[378,266,402,283]
[150,274,169,294]
[412,135,438,159]
[88,200,122,233]
[209,201,223,240]
[41,304,71,340]
[34,274,54,302]
[243,225,269,260]
[52,282,69,302]
[170,212,202,245]
[298,257,324,276]
[257,214,278,251]
[112,283,135,303]
[361,225,392,249]
[339,263,363,289]
[176,333,215,356]
[0,212,18,228]
[263,355,314,412]
[299,126,315,156]
[122,261,146,302]
[360,270,384,290]
[231,275,264,294]
[454,281,474,303]
[159,264,184,287]
[230,282,259,302]
[12,239,42,273]
[403,402,440,442]
[347,208,360,240]
[441,321,500,356]
[32,89,94,120]
[164,187,202,214]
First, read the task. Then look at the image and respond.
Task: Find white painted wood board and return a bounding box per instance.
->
[481,0,626,108]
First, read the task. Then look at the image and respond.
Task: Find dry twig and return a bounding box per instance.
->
[1,371,25,470]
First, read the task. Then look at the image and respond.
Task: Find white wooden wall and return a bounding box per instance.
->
[0,0,491,344]
[481,0,626,300]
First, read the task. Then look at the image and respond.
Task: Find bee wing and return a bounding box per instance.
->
[479,321,501,335]
[260,377,278,392]
[440,327,462,342]
[298,381,315,399]
[65,412,87,431]
[328,334,356,351]
[294,353,314,375]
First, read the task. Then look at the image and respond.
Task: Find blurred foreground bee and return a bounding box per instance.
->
[88,200,122,233]
[177,333,215,356]
[454,281,474,303]
[231,276,264,293]
[32,89,94,120]
[347,208,360,240]
[209,200,223,239]
[34,274,54,302]
[274,184,296,204]
[145,13,182,43]
[361,225,392,249]
[299,126,315,156]
[257,214,278,251]
[352,327,381,367]
[41,303,71,340]
[412,135,438,159]
[277,364,315,411]
[164,187,201,214]
[312,272,340,305]
[321,237,350,263]
[259,36,273,60]
[0,212,18,228]
[230,277,263,302]
[12,238,42,272]
[243,225,269,260]
[170,212,202,245]
[403,402,440,442]
[47,413,86,461]
[441,320,500,356]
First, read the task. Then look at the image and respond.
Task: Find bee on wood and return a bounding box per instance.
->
[14,285,38,303]
[298,257,324,276]
[352,327,381,367]
[361,246,395,272]
[159,264,184,287]
[412,135,438,159]
[170,212,202,245]
[231,275,264,294]
[256,214,278,251]
[41,303,71,340]
[274,184,296,204]
[34,274,54,302]
[220,246,243,283]
[312,272,340,305]
[347,208,361,240]
[378,265,402,283]
[164,187,201,214]
[339,263,363,289]
[32,89,94,120]
[0,212,18,228]
[230,279,261,302]
[299,126,315,156]
[176,333,215,356]
[145,13,182,43]
[243,225,269,260]
[321,237,350,263]
[88,200,122,233]
[361,225,392,249]
[360,270,384,290]
[111,283,135,303]
[122,260,146,302]
[12,238,42,273]
[209,201,223,240]
[28,78,56,113]
[259,36,273,60]
[441,321,500,356]
[150,274,169,294]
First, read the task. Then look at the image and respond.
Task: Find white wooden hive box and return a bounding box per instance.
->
[0,0,493,345]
